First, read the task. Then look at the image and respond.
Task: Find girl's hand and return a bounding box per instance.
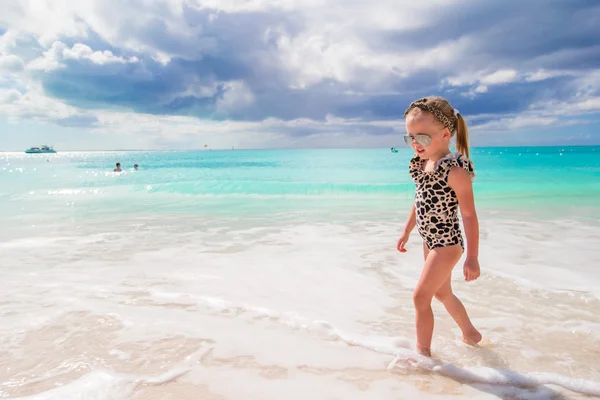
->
[463,257,480,281]
[397,231,409,253]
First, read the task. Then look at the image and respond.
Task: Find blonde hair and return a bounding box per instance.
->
[404,97,470,159]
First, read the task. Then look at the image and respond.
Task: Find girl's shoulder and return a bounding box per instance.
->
[409,152,475,181]
[409,154,425,181]
[439,152,475,180]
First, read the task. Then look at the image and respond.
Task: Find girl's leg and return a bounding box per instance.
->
[434,277,482,345]
[413,244,462,356]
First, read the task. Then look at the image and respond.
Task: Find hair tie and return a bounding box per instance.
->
[454,108,460,118]
[405,99,454,131]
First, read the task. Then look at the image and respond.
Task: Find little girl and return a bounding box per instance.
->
[397,96,482,357]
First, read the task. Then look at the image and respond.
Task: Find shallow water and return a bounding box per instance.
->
[1,148,599,399]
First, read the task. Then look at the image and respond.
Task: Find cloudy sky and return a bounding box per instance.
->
[1,0,599,150]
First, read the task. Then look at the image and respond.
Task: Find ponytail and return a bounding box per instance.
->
[455,113,470,159]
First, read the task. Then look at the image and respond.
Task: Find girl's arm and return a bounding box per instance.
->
[448,167,479,259]
[397,203,416,252]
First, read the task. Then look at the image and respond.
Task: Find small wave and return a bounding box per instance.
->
[9,346,209,400]
[430,365,600,397]
[140,180,414,197]
[45,189,103,196]
[151,292,600,398]
[13,187,414,201]
[8,369,133,400]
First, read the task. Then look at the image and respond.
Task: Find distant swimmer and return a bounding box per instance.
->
[133,164,138,170]
[114,162,123,172]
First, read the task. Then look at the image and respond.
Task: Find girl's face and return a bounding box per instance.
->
[404,113,450,159]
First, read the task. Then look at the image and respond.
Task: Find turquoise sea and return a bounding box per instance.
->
[1,146,600,399]
[1,146,599,227]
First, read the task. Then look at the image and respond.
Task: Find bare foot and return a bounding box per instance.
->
[462,329,483,346]
[416,346,431,357]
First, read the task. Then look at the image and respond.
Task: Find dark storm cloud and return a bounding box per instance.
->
[26,0,600,129]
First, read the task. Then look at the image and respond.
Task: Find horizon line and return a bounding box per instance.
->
[1,143,599,153]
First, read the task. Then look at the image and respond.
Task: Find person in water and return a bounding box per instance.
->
[397,96,482,357]
[113,162,122,172]
[133,164,138,170]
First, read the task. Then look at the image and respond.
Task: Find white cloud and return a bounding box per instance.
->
[446,68,520,88]
[267,1,474,91]
[0,54,24,72]
[569,69,600,97]
[0,32,27,72]
[460,84,489,99]
[85,110,400,150]
[275,28,473,92]
[26,41,65,71]
[216,81,255,113]
[473,94,600,133]
[479,69,519,85]
[0,83,85,123]
[571,98,600,112]
[0,0,88,47]
[190,0,457,30]
[63,43,138,65]
[0,31,18,54]
[27,42,138,71]
[530,96,600,116]
[525,69,574,82]
[5,0,468,88]
[0,89,23,104]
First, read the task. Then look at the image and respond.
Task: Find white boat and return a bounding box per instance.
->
[25,145,56,154]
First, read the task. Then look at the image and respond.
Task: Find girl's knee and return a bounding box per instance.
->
[434,290,452,303]
[413,289,433,309]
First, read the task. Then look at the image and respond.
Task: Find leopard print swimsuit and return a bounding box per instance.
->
[409,152,475,251]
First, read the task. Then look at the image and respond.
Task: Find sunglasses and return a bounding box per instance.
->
[403,134,432,147]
